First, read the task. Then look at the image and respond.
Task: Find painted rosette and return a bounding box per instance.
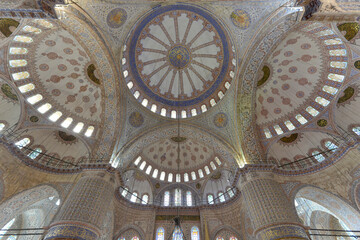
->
[122,4,236,118]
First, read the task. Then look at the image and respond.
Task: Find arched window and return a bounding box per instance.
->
[191,171,196,180]
[229,237,238,240]
[207,194,214,204]
[164,191,170,206]
[175,189,182,206]
[227,187,235,198]
[15,138,30,149]
[119,238,125,240]
[218,192,225,202]
[130,192,138,203]
[186,191,192,206]
[172,226,184,240]
[0,218,16,238]
[191,226,200,240]
[312,151,325,162]
[184,173,189,182]
[121,187,128,197]
[216,237,224,240]
[156,227,165,240]
[28,148,42,159]
[325,141,338,152]
[142,194,149,204]
[352,127,360,136]
[0,123,5,131]
[168,173,173,182]
[131,237,139,240]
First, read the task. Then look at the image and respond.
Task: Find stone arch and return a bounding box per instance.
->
[114,224,145,240]
[0,184,60,228]
[211,225,242,240]
[292,185,360,230]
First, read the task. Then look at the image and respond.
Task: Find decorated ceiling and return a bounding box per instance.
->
[0,0,359,206]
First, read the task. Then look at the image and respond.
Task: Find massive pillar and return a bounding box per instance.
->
[44,168,115,240]
[239,168,309,240]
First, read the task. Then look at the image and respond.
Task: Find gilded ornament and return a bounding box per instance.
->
[107,8,127,28]
[29,116,39,122]
[129,112,144,127]
[354,60,360,70]
[1,84,18,101]
[214,112,228,128]
[337,22,359,41]
[317,119,327,127]
[280,133,298,143]
[87,64,101,85]
[257,65,271,87]
[0,18,19,37]
[337,87,355,104]
[230,10,251,29]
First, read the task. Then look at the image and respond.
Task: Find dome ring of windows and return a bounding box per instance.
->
[132,155,223,183]
[122,4,236,118]
[260,23,349,140]
[8,20,96,138]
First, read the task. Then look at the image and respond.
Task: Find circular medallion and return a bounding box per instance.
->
[317,119,328,127]
[107,8,127,28]
[214,112,228,128]
[29,116,39,122]
[354,60,360,70]
[129,112,144,127]
[230,10,251,29]
[168,45,191,68]
[123,4,235,118]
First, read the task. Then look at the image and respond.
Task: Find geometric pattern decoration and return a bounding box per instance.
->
[122,4,236,118]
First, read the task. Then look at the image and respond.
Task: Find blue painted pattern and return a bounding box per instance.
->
[168,45,190,69]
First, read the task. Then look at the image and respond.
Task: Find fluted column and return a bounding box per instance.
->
[239,169,309,240]
[44,168,115,240]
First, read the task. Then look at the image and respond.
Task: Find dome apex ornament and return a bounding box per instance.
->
[123,4,236,118]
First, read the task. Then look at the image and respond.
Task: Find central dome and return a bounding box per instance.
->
[122,4,236,118]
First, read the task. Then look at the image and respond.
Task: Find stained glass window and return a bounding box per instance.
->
[352,127,360,136]
[324,38,342,45]
[315,97,330,106]
[216,237,224,240]
[61,117,73,128]
[176,173,181,182]
[329,49,346,56]
[18,83,35,93]
[328,73,344,82]
[130,192,138,203]
[218,192,225,202]
[191,226,200,240]
[274,125,283,135]
[37,103,52,114]
[264,128,272,138]
[14,35,33,43]
[312,151,325,162]
[23,25,41,34]
[168,173,173,182]
[160,171,165,181]
[186,191,192,206]
[295,114,308,125]
[9,59,27,67]
[131,236,139,240]
[306,106,319,117]
[12,71,30,80]
[15,138,30,149]
[156,227,165,240]
[121,187,128,197]
[198,169,204,178]
[323,85,338,95]
[0,123,5,131]
[35,20,54,28]
[215,157,221,165]
[204,166,210,175]
[284,120,295,131]
[210,161,216,170]
[73,122,84,133]
[152,169,159,178]
[325,141,338,152]
[164,191,170,206]
[208,194,214,204]
[172,226,184,240]
[28,148,42,159]
[145,165,152,175]
[175,189,182,206]
[139,161,146,170]
[134,156,142,165]
[316,29,334,36]
[142,194,149,204]
[9,47,28,55]
[229,237,238,240]
[85,126,94,137]
[227,187,235,198]
[119,238,125,240]
[184,173,189,182]
[330,61,347,69]
[191,171,196,180]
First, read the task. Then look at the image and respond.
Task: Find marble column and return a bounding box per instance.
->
[44,168,115,240]
[239,169,309,240]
